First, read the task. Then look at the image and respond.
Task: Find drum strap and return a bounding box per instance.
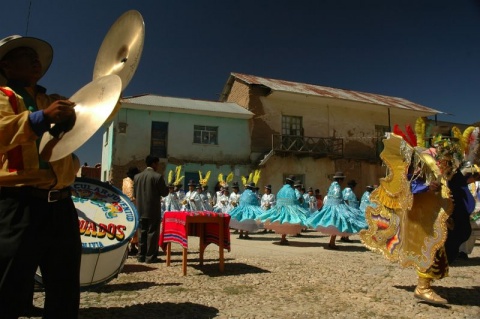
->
[0,87,24,171]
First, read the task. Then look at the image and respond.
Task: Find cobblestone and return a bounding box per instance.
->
[25,231,480,319]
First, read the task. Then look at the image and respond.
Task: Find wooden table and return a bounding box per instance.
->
[160,211,231,275]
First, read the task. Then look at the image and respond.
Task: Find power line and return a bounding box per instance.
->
[25,0,32,36]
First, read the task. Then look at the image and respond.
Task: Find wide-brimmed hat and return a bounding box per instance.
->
[264,184,272,190]
[332,171,346,179]
[307,187,314,192]
[294,180,302,187]
[347,180,357,187]
[285,175,296,183]
[0,35,53,85]
[232,181,239,188]
[187,180,196,186]
[245,182,255,189]
[366,185,375,191]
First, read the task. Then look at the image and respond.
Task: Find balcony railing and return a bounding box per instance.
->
[271,134,343,158]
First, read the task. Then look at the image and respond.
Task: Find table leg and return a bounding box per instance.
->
[219,217,224,272]
[182,247,188,276]
[166,242,171,266]
[199,224,205,266]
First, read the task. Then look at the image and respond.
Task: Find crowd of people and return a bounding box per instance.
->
[122,165,377,248]
[1,31,480,318]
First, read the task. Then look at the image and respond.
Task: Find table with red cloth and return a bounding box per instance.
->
[159,211,231,275]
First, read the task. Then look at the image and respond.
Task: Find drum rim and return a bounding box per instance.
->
[73,177,139,254]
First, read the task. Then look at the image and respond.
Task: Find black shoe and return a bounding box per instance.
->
[129,246,138,256]
[20,305,43,317]
[137,256,146,263]
[458,252,469,259]
[145,257,162,264]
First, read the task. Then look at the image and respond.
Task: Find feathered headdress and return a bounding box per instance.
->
[171,165,184,186]
[393,124,417,147]
[241,169,262,186]
[462,126,479,163]
[198,170,211,186]
[218,172,234,187]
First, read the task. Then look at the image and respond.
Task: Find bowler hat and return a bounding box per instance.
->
[285,175,296,183]
[0,35,53,85]
[332,171,346,179]
[232,182,239,188]
[187,180,196,186]
[366,185,374,191]
[347,180,357,187]
[246,182,255,189]
[264,184,272,190]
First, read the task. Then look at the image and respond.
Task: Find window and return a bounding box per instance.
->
[282,116,303,136]
[151,121,168,158]
[194,125,218,145]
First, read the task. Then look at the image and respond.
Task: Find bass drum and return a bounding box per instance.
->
[36,177,138,290]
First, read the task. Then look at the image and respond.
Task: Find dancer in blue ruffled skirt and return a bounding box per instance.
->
[307,172,367,249]
[258,175,309,245]
[229,182,264,239]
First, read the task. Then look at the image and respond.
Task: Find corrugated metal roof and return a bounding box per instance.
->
[121,94,254,119]
[230,73,442,114]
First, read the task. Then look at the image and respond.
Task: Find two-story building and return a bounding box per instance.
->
[219,73,445,195]
[102,94,254,190]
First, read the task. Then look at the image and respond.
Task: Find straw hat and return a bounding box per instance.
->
[0,35,53,85]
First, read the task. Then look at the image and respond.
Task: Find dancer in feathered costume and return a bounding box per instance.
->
[258,175,310,245]
[307,172,368,249]
[360,118,476,304]
[198,170,213,211]
[162,166,183,213]
[213,172,234,213]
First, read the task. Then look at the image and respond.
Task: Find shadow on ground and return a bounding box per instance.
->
[191,262,270,277]
[393,285,480,306]
[83,281,162,293]
[450,256,480,267]
[79,302,218,319]
[121,264,159,274]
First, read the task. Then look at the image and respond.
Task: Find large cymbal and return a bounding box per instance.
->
[39,74,122,162]
[93,10,145,92]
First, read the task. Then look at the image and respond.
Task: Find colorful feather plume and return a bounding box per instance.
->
[226,172,234,183]
[173,165,184,185]
[405,124,417,147]
[241,175,247,186]
[464,127,480,163]
[168,169,173,184]
[415,117,426,147]
[253,169,261,184]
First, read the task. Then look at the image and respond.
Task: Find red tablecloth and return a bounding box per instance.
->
[159,211,231,251]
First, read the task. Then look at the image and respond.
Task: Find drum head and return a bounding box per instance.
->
[72,177,138,253]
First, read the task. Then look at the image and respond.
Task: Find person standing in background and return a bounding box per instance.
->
[122,167,140,255]
[134,155,168,263]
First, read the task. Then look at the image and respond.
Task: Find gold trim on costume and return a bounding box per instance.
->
[360,133,453,273]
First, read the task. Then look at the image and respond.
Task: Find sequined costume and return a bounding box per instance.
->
[307,181,367,236]
[258,184,309,235]
[229,188,264,232]
[359,190,376,215]
[360,133,453,276]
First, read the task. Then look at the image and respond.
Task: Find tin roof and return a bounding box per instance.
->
[121,94,254,119]
[225,73,442,114]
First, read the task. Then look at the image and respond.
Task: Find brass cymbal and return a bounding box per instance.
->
[39,74,122,162]
[93,10,145,92]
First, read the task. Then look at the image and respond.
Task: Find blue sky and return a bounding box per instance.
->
[3,0,480,166]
